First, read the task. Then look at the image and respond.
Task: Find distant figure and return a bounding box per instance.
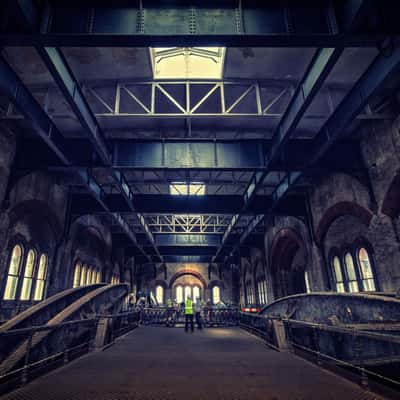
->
[194,297,202,330]
[184,296,194,333]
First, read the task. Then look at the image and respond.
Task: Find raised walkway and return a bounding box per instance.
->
[0,327,382,400]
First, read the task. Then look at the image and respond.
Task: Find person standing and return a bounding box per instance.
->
[184,296,194,333]
[194,297,203,330]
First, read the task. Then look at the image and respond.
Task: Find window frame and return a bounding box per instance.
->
[342,250,360,293]
[33,253,48,301]
[3,243,24,300]
[20,248,37,301]
[212,286,221,305]
[356,244,378,292]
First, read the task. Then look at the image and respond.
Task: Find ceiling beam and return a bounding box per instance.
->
[36,46,162,261]
[0,1,394,47]
[240,37,400,245]
[0,55,147,259]
[213,47,343,261]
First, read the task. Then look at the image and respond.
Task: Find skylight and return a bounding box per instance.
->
[150,47,225,79]
[170,182,206,196]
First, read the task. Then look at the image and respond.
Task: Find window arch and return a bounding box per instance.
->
[73,262,81,288]
[156,285,164,304]
[304,270,311,293]
[80,264,87,286]
[344,252,359,293]
[193,286,200,302]
[212,286,221,304]
[20,249,36,300]
[358,247,376,291]
[4,244,24,300]
[86,267,92,285]
[34,254,48,301]
[96,270,101,283]
[175,285,183,303]
[184,285,191,301]
[332,256,345,293]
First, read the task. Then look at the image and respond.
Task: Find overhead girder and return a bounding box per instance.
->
[2,79,394,122]
[36,47,162,261]
[213,48,344,261]
[213,2,379,261]
[0,0,394,47]
[15,137,366,173]
[70,193,307,216]
[0,54,149,260]
[240,37,400,246]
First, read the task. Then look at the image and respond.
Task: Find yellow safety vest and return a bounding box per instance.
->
[185,299,193,315]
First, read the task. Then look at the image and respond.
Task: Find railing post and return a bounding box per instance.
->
[354,330,369,390]
[21,331,33,386]
[313,325,322,366]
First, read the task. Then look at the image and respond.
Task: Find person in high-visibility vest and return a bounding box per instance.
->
[184,296,194,333]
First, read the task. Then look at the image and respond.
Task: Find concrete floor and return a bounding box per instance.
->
[0,327,382,400]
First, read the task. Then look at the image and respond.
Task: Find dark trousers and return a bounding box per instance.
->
[195,312,202,329]
[185,314,194,332]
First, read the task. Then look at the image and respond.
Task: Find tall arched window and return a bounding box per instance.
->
[73,262,81,288]
[184,285,191,301]
[4,244,23,300]
[212,286,221,304]
[358,248,376,291]
[34,254,47,301]
[86,267,92,285]
[20,249,36,300]
[193,286,200,301]
[156,285,164,304]
[332,256,345,293]
[176,285,183,303]
[304,270,311,293]
[96,270,101,283]
[80,264,87,286]
[344,252,359,293]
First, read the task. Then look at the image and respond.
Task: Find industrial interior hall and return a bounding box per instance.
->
[0,1,400,399]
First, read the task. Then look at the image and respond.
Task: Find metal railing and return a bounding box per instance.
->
[239,312,400,397]
[0,311,140,393]
[140,306,239,327]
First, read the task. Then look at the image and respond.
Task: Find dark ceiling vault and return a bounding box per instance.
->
[0,0,399,264]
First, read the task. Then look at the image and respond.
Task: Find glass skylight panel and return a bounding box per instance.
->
[151,47,225,79]
[170,182,205,196]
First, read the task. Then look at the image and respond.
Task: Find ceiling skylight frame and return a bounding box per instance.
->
[150,47,226,80]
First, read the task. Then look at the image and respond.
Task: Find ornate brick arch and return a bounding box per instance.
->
[168,269,207,289]
[315,201,373,246]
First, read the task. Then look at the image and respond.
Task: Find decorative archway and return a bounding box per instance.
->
[270,228,307,299]
[315,201,373,245]
[168,269,207,289]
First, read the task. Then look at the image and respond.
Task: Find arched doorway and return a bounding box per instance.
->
[169,270,206,303]
[271,228,307,299]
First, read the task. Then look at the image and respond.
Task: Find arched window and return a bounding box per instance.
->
[193,286,200,301]
[96,270,101,283]
[176,285,183,303]
[332,256,345,293]
[212,286,221,304]
[184,285,191,301]
[20,249,36,300]
[86,267,92,285]
[80,264,87,286]
[34,254,47,301]
[358,248,376,291]
[344,252,359,293]
[156,285,164,304]
[4,244,23,300]
[73,262,81,288]
[304,270,311,293]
